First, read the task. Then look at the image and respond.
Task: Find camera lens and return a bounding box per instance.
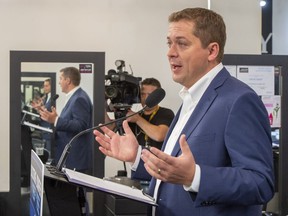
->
[105,86,118,98]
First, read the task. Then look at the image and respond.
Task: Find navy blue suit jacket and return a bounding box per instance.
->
[146,68,274,216]
[54,88,93,171]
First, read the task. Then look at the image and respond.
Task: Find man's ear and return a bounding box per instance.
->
[207,42,219,62]
[66,77,72,85]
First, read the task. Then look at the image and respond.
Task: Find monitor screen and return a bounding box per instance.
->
[271,128,280,148]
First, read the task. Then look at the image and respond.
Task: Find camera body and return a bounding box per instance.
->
[105,60,142,119]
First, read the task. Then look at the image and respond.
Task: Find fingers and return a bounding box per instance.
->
[142,134,190,166]
[146,146,172,166]
[99,146,112,157]
[94,132,112,157]
[93,127,116,155]
[96,125,116,139]
[38,106,46,112]
[179,134,195,162]
[142,134,195,183]
[141,148,167,180]
[94,129,111,144]
[51,106,56,113]
[148,134,190,162]
[39,106,50,121]
[179,134,190,155]
[93,120,133,144]
[122,120,134,135]
[144,163,164,180]
[39,108,48,121]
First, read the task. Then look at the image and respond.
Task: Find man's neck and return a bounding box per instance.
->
[66,85,79,95]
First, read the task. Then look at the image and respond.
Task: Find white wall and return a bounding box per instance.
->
[273,0,288,55]
[212,0,262,54]
[0,0,262,191]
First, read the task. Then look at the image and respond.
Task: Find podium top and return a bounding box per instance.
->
[23,121,53,133]
[63,168,157,206]
[44,166,157,206]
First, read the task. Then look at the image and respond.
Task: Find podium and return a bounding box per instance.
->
[105,194,148,216]
[31,150,156,216]
[44,168,82,216]
[43,166,156,216]
[102,177,149,216]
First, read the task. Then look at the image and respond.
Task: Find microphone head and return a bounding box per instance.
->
[145,88,166,108]
[52,94,59,102]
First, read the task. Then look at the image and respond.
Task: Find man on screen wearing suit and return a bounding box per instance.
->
[40,67,93,172]
[40,67,93,215]
[94,8,274,216]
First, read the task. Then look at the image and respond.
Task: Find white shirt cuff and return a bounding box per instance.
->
[54,116,59,127]
[183,164,201,192]
[129,146,142,171]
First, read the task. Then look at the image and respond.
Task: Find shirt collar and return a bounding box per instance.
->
[46,92,51,100]
[66,86,80,101]
[179,63,223,103]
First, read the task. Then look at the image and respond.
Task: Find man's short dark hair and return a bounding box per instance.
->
[141,78,161,88]
[44,78,51,84]
[60,67,81,86]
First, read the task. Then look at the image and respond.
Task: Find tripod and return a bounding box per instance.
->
[113,108,129,177]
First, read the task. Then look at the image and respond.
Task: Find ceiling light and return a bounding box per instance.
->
[260,0,267,7]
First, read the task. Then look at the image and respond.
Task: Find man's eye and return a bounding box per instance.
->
[167,41,172,48]
[178,41,187,47]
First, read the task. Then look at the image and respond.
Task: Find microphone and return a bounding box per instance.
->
[144,87,165,108]
[51,94,59,107]
[53,88,166,172]
[52,94,59,102]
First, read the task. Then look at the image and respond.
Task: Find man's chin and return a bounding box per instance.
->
[172,76,183,85]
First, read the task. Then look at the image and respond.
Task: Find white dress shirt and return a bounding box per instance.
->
[54,86,80,127]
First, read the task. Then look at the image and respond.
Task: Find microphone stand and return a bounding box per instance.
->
[113,111,128,177]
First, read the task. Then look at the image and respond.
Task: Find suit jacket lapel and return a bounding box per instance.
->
[169,69,230,156]
[60,88,81,116]
[61,99,70,115]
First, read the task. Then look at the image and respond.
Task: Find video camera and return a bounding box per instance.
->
[105,60,142,120]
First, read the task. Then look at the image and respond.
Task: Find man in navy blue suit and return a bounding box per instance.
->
[40,67,93,172]
[40,67,93,215]
[94,7,274,216]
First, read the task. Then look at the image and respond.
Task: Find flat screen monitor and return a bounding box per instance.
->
[271,128,280,148]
